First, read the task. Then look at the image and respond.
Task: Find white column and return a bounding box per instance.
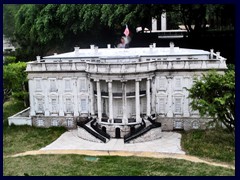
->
[108,80,113,120]
[96,80,102,122]
[135,80,141,122]
[90,80,95,116]
[146,78,151,116]
[166,76,173,117]
[122,81,127,123]
[58,77,64,116]
[28,79,36,116]
[151,77,156,115]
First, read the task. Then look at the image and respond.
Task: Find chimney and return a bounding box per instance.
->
[36,56,41,63]
[169,42,174,53]
[107,44,111,49]
[74,47,80,54]
[210,49,214,59]
[216,51,220,59]
[90,45,95,50]
[94,46,98,53]
[54,53,57,56]
[153,43,156,48]
[149,44,153,52]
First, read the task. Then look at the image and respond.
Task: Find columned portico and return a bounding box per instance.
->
[96,80,102,122]
[135,79,141,123]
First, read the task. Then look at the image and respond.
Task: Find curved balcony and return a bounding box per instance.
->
[99,117,138,125]
[94,90,146,98]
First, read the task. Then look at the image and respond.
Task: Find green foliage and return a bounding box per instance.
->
[188,69,235,133]
[181,129,235,164]
[3,4,21,39]
[4,155,234,176]
[4,4,234,57]
[3,62,28,104]
[4,56,16,65]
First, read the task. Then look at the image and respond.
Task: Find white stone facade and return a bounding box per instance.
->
[23,45,227,135]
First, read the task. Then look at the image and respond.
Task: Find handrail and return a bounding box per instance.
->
[94,91,146,97]
[90,119,111,139]
[124,117,161,143]
[124,119,146,140]
[78,120,107,143]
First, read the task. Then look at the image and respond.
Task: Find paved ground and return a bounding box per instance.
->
[40,130,185,154]
[10,130,235,169]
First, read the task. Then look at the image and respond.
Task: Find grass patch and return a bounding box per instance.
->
[3,155,235,176]
[181,129,235,164]
[3,99,235,176]
[3,100,67,156]
[3,125,66,156]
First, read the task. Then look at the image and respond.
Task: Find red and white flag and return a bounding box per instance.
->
[124,25,130,37]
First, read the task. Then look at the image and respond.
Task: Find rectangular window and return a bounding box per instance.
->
[175,77,182,90]
[175,98,182,113]
[65,79,71,91]
[66,98,72,112]
[159,78,166,90]
[51,119,59,126]
[37,98,44,112]
[35,79,42,91]
[50,79,57,92]
[81,99,87,111]
[37,119,44,127]
[52,98,57,112]
[174,120,183,129]
[67,118,73,127]
[80,79,87,91]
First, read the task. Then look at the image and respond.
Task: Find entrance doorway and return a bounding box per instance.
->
[115,128,121,138]
[102,126,106,133]
[130,126,135,135]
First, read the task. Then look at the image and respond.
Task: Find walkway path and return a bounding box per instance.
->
[40,130,185,154]
[9,130,234,170]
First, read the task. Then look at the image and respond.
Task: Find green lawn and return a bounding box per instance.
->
[3,155,234,176]
[3,100,66,156]
[3,99,235,176]
[181,129,235,164]
[3,125,66,156]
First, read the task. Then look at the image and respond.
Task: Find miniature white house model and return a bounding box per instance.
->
[8,43,227,143]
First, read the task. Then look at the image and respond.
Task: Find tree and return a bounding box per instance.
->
[6,4,234,59]
[3,62,29,107]
[3,4,21,40]
[187,68,235,134]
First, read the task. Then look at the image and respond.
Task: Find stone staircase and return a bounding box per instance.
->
[77,118,110,143]
[124,115,162,143]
